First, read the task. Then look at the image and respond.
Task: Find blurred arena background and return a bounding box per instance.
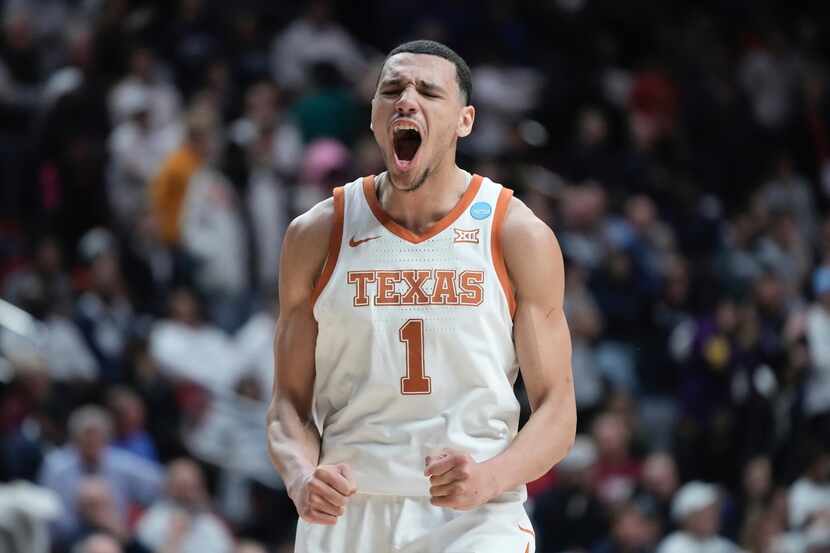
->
[1,0,830,552]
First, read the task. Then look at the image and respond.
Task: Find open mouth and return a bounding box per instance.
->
[393,126,422,170]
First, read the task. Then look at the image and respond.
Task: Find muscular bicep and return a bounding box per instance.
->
[273,200,334,416]
[502,199,573,412]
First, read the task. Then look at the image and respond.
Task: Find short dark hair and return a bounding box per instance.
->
[383,40,472,104]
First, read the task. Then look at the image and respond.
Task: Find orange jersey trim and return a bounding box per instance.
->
[310,186,345,307]
[517,524,535,537]
[362,174,484,244]
[492,187,516,318]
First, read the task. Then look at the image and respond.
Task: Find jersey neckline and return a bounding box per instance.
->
[362,173,484,245]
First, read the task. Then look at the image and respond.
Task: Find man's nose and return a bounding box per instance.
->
[395,88,418,115]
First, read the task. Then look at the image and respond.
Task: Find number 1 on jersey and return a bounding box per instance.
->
[400,319,431,394]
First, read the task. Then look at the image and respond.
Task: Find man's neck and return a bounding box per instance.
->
[378,164,471,235]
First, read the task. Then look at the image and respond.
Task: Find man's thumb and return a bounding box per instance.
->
[337,463,357,494]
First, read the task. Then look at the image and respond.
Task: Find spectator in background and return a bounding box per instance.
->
[3,236,98,383]
[228,80,303,179]
[637,452,681,531]
[593,411,642,505]
[533,435,609,552]
[563,107,619,187]
[657,482,741,553]
[293,137,353,213]
[0,3,41,121]
[3,235,72,312]
[290,61,361,146]
[179,163,250,331]
[759,153,818,244]
[107,86,181,232]
[122,340,183,462]
[728,456,774,544]
[107,387,158,463]
[805,266,830,428]
[74,229,133,382]
[38,405,162,542]
[559,183,609,272]
[592,499,662,553]
[564,261,605,415]
[269,0,367,94]
[135,458,233,553]
[789,443,830,531]
[738,34,801,131]
[756,212,811,297]
[118,205,194,317]
[109,45,181,132]
[67,477,130,545]
[226,81,301,290]
[149,106,216,246]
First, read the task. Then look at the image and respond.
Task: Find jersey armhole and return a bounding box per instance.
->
[492,187,517,318]
[310,186,345,307]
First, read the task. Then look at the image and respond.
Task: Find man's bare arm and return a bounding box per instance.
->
[486,197,576,490]
[266,198,355,525]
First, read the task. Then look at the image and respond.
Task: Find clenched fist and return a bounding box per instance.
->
[291,464,357,525]
[425,450,500,510]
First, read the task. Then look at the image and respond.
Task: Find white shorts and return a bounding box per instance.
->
[294,494,536,553]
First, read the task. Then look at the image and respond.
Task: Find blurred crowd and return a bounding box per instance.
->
[0,0,830,552]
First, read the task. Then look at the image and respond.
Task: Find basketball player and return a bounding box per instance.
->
[267,40,576,552]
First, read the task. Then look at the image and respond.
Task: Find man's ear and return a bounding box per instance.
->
[457,105,475,138]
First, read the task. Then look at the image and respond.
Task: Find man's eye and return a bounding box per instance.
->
[382,89,401,96]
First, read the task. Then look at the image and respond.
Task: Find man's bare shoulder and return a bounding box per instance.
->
[501,196,557,248]
[500,196,564,299]
[282,197,336,280]
[285,197,335,250]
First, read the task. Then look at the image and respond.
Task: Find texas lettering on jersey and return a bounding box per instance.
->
[347,269,484,307]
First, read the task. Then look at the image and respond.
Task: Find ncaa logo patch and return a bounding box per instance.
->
[470,202,492,220]
[453,228,480,244]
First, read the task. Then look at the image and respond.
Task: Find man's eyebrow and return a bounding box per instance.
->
[379,77,445,92]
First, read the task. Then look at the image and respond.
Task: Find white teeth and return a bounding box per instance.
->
[393,123,418,132]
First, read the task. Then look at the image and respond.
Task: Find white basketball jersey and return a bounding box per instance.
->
[311,173,522,498]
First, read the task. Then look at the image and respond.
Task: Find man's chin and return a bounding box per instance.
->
[388,168,429,192]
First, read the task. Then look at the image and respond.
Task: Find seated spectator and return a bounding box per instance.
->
[729,456,774,543]
[107,387,158,463]
[638,452,680,531]
[592,499,661,553]
[74,229,134,382]
[805,266,830,427]
[38,405,163,540]
[533,435,609,552]
[135,458,233,553]
[122,340,184,462]
[66,478,149,553]
[593,412,642,505]
[657,482,742,553]
[789,442,830,530]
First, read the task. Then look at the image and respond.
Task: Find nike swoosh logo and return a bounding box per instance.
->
[349,235,381,247]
